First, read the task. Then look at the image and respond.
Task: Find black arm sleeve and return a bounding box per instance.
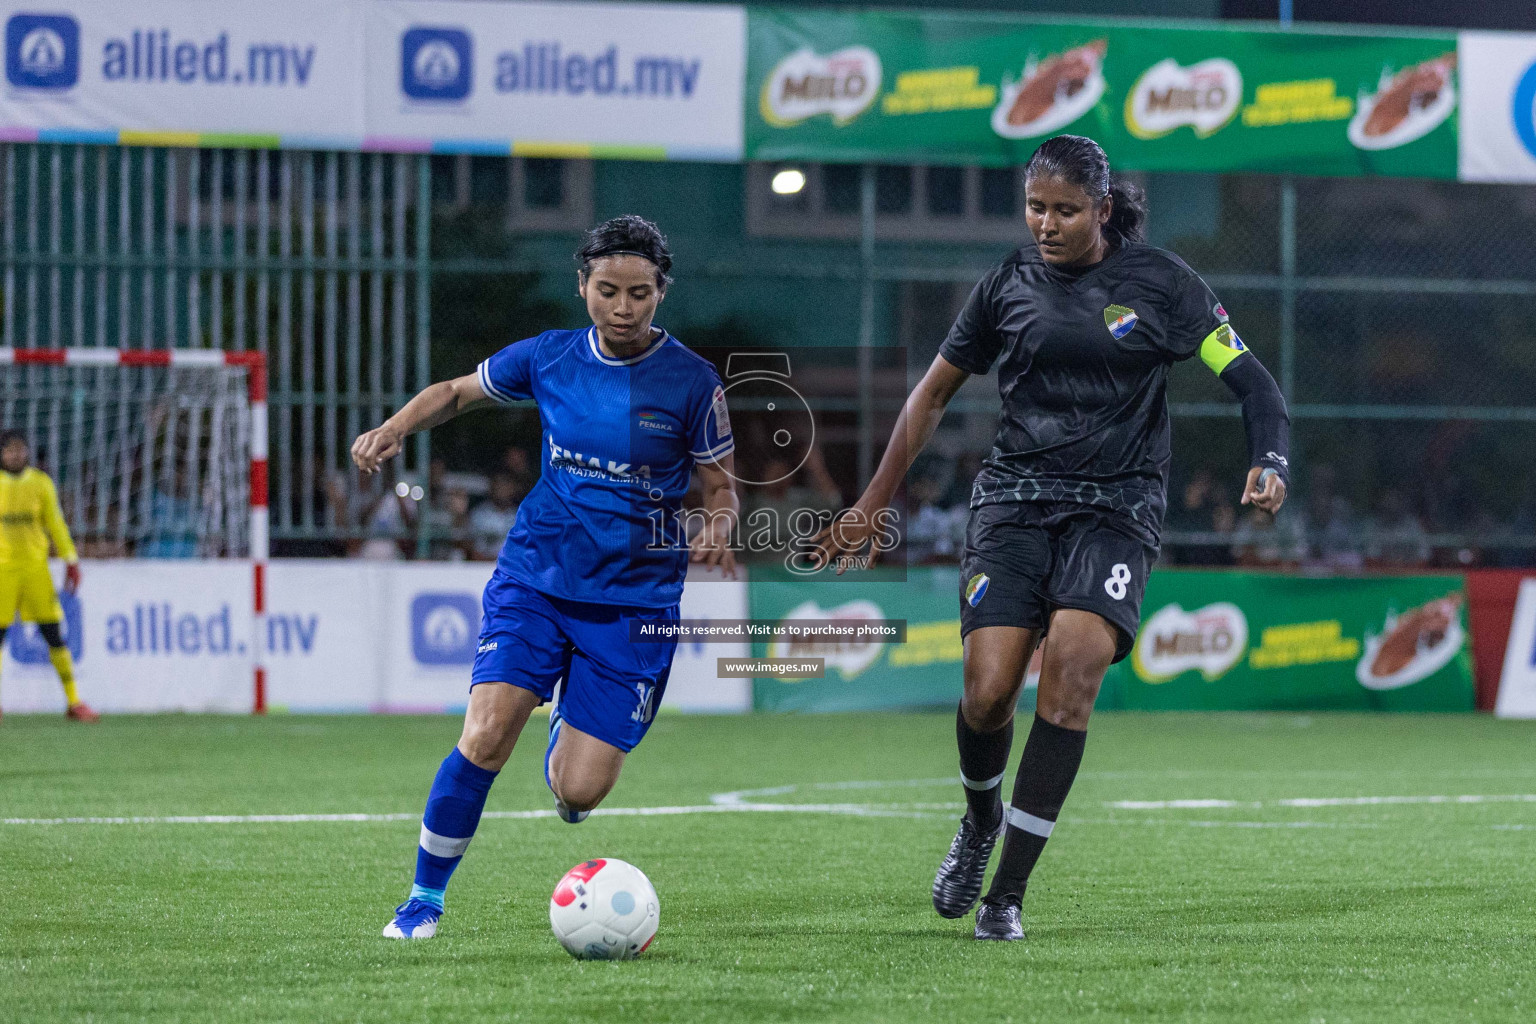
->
[1219,353,1291,486]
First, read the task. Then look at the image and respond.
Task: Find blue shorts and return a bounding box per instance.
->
[470,573,679,753]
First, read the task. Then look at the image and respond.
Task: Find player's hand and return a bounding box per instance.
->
[63,561,81,595]
[1241,466,1287,515]
[810,504,886,576]
[688,517,738,580]
[351,425,403,474]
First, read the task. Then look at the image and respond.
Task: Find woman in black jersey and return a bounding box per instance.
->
[816,135,1290,941]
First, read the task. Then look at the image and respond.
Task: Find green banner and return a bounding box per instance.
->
[747,10,1458,178]
[749,568,1473,712]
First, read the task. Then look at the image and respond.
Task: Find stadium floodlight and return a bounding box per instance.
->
[0,347,270,713]
[771,167,807,195]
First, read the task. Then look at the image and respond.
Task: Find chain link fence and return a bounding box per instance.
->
[2,144,1532,567]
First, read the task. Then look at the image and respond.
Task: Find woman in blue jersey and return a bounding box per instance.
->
[352,216,740,940]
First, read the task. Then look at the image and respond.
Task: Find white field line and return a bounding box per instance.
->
[5,780,1535,827]
[1108,794,1536,810]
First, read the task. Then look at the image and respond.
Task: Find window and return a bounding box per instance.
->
[746,163,1031,243]
[980,168,1017,219]
[875,165,913,215]
[469,156,507,206]
[823,164,860,215]
[926,166,965,217]
[521,158,564,210]
[508,158,592,231]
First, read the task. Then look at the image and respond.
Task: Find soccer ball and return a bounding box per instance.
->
[549,858,659,960]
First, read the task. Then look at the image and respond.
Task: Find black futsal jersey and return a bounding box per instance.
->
[939,234,1238,539]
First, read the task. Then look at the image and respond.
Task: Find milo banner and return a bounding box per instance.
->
[747,9,1458,178]
[749,568,1473,712]
[1121,571,1472,711]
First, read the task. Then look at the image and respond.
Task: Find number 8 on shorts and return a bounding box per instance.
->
[1104,563,1131,601]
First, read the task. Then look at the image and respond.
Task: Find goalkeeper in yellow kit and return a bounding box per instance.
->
[0,429,97,722]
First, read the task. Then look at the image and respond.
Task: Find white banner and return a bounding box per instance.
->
[1495,578,1536,718]
[365,1,744,158]
[1457,31,1536,183]
[0,0,365,143]
[0,560,750,715]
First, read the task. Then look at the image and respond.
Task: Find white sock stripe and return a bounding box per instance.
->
[1005,805,1056,838]
[418,824,472,858]
[960,771,1005,791]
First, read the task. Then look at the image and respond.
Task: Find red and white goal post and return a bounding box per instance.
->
[0,348,270,713]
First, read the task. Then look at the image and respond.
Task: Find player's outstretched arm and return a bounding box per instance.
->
[351,373,490,474]
[1212,350,1291,515]
[42,474,81,593]
[812,353,970,573]
[688,454,741,580]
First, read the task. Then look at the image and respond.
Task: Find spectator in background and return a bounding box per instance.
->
[742,444,843,560]
[140,465,199,558]
[469,471,522,560]
[1301,465,1364,571]
[325,466,414,559]
[1166,468,1236,566]
[501,444,537,497]
[1365,489,1431,568]
[941,451,984,509]
[1231,505,1306,568]
[422,458,473,561]
[906,471,966,564]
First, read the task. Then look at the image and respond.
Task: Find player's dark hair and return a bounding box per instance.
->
[0,428,27,449]
[575,215,674,288]
[1024,134,1148,243]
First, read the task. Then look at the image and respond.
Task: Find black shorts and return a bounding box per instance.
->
[957,501,1160,663]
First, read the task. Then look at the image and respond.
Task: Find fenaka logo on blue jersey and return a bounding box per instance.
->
[411,593,481,665]
[6,13,79,90]
[401,26,471,101]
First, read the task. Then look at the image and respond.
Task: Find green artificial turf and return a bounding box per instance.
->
[2,711,1533,1023]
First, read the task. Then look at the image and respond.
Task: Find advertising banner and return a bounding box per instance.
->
[1456,31,1536,183]
[1121,571,1472,711]
[747,9,1459,177]
[0,560,750,715]
[749,568,1473,712]
[0,0,365,146]
[366,1,745,159]
[1494,579,1536,718]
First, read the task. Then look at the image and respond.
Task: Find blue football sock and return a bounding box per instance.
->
[411,747,499,909]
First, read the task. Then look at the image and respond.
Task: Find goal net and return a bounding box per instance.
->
[0,357,253,557]
[0,348,270,712]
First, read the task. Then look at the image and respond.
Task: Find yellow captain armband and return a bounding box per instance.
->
[1198,323,1249,375]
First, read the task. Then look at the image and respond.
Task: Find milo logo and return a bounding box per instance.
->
[768,599,885,679]
[760,46,882,127]
[1125,57,1242,139]
[1132,602,1249,683]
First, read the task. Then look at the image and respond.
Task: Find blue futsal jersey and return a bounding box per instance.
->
[476,325,733,608]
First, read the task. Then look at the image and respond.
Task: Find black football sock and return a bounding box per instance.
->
[956,705,1013,833]
[985,713,1087,903]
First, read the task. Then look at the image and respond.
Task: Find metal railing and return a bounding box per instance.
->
[0,144,434,553]
[3,144,1533,562]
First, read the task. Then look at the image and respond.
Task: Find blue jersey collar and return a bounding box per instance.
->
[587,326,670,366]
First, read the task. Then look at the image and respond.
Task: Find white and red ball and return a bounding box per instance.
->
[549,858,659,960]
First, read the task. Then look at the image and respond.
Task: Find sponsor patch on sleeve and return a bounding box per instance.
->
[711,384,732,440]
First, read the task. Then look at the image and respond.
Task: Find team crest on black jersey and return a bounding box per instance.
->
[1103,304,1139,339]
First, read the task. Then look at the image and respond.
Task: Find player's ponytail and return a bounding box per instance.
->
[575,214,674,288]
[1024,134,1147,243]
[1106,177,1147,243]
